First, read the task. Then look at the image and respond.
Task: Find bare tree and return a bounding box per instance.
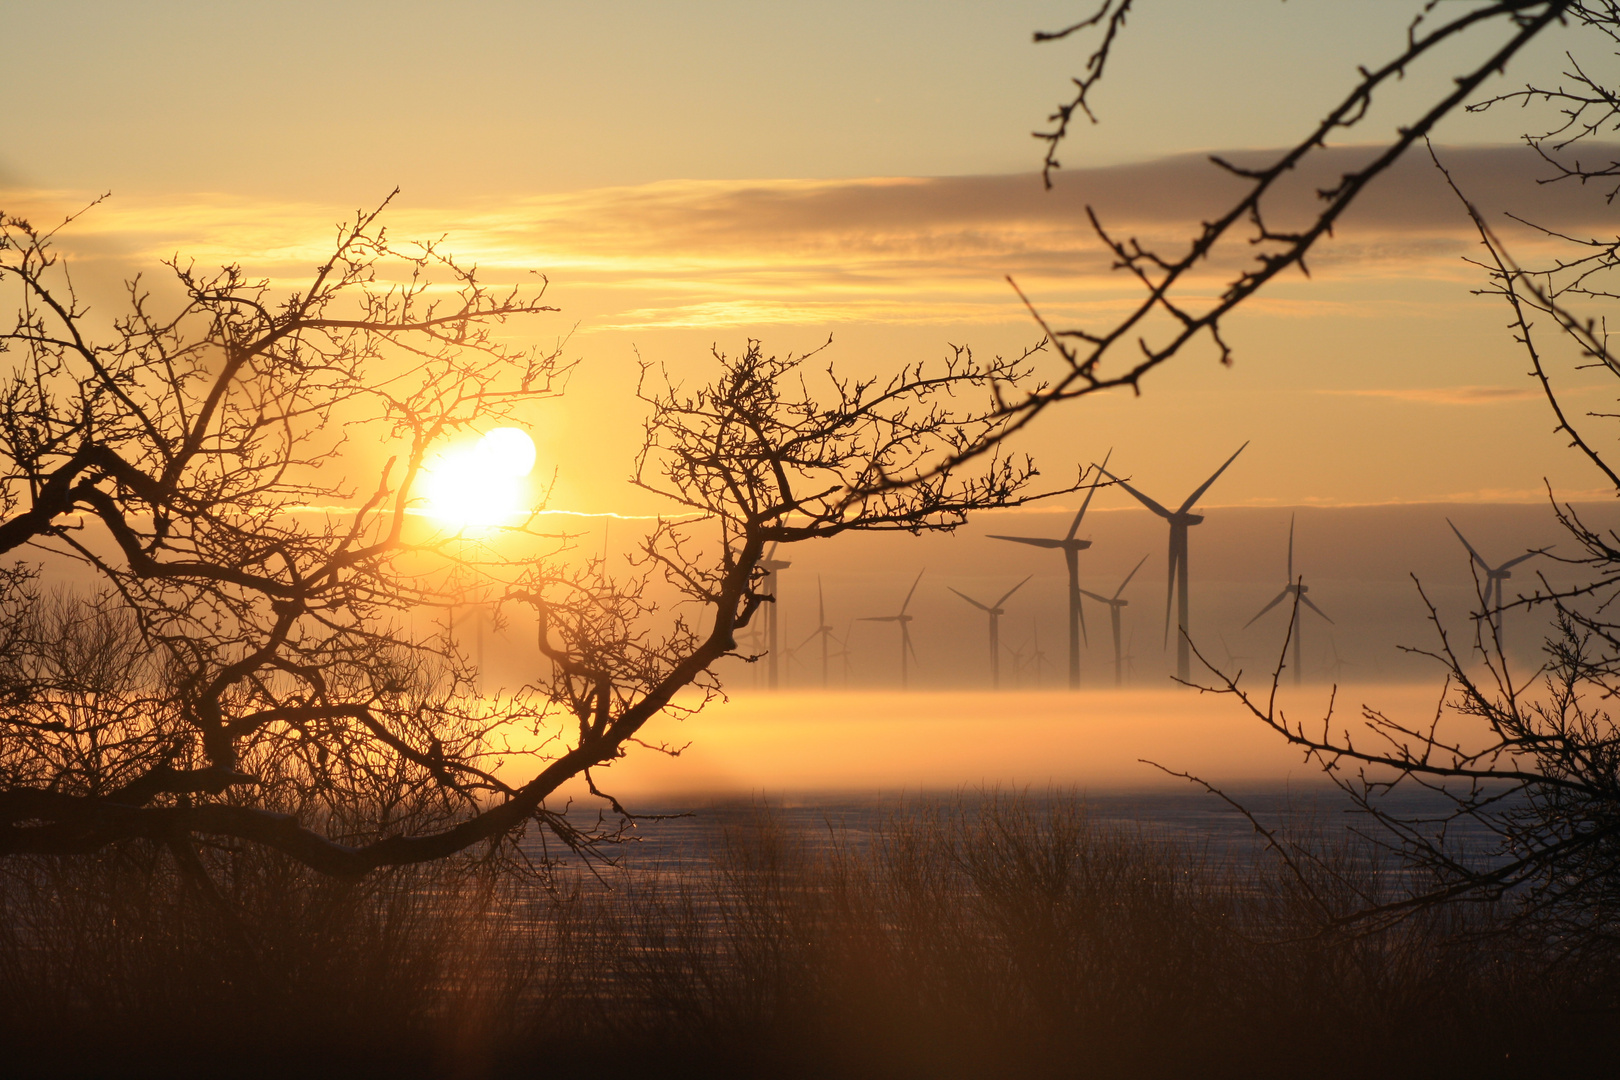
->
[0,201,1056,876]
[514,338,1057,816]
[1024,2,1620,945]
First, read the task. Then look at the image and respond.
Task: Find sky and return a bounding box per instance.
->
[8,0,1615,789]
[5,1,1613,512]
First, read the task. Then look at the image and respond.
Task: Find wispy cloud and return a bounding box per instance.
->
[1319,385,1542,405]
[8,144,1607,330]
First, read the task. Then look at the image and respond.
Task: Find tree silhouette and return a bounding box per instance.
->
[910,1,1580,480]
[1033,2,1620,945]
[0,206,1055,875]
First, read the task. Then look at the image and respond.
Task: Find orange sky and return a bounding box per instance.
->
[3,4,1613,510]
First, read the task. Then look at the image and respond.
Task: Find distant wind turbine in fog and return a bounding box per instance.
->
[447,604,487,692]
[761,543,791,690]
[1327,635,1350,682]
[1100,443,1248,682]
[737,622,764,688]
[949,575,1032,689]
[1078,553,1149,687]
[1447,519,1550,642]
[830,621,854,686]
[1003,639,1028,688]
[861,569,925,689]
[1029,623,1050,687]
[988,453,1110,690]
[796,577,837,688]
[1245,514,1333,686]
[1218,632,1251,673]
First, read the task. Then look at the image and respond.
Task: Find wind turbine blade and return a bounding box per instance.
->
[1497,548,1548,571]
[1446,519,1490,570]
[948,586,992,612]
[1177,441,1249,515]
[987,535,1067,549]
[765,541,778,563]
[1114,553,1149,599]
[1098,466,1176,520]
[900,568,925,614]
[904,625,919,663]
[1077,588,1113,604]
[1300,593,1334,624]
[1078,590,1089,646]
[1244,589,1291,629]
[1287,514,1295,581]
[797,627,825,650]
[859,616,900,623]
[995,574,1034,608]
[818,576,826,627]
[1068,449,1112,540]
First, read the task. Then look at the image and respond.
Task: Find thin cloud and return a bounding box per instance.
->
[1320,386,1542,405]
[8,144,1603,330]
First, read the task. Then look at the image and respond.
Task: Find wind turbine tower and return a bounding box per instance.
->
[760,543,791,689]
[989,456,1110,689]
[948,575,1032,688]
[861,569,925,689]
[1078,554,1149,687]
[1245,514,1333,685]
[1100,443,1248,682]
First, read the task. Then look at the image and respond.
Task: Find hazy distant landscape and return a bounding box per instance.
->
[465,501,1599,695]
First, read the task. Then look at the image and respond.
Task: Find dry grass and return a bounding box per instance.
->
[0,792,1612,1079]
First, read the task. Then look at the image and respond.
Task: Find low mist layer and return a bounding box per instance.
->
[562,684,1453,799]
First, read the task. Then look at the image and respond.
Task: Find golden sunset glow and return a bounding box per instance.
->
[10,3,1620,1071]
[420,427,537,531]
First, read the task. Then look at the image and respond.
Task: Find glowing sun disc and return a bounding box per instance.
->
[475,427,537,477]
[422,427,536,531]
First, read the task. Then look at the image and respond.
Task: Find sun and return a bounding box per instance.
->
[420,427,537,531]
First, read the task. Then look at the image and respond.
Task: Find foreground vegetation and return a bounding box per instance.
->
[1,791,1611,1079]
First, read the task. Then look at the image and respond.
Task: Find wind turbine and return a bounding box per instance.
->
[1003,638,1029,688]
[1447,520,1549,642]
[1326,635,1350,682]
[735,621,765,688]
[988,455,1110,689]
[1099,443,1248,682]
[1029,623,1050,687]
[1077,554,1149,687]
[861,569,925,689]
[829,621,854,687]
[948,575,1032,689]
[760,543,791,689]
[1245,514,1333,686]
[447,605,487,692]
[1218,632,1252,673]
[446,536,493,692]
[796,576,837,689]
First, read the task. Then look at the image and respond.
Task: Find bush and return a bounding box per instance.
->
[1,791,1612,1079]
